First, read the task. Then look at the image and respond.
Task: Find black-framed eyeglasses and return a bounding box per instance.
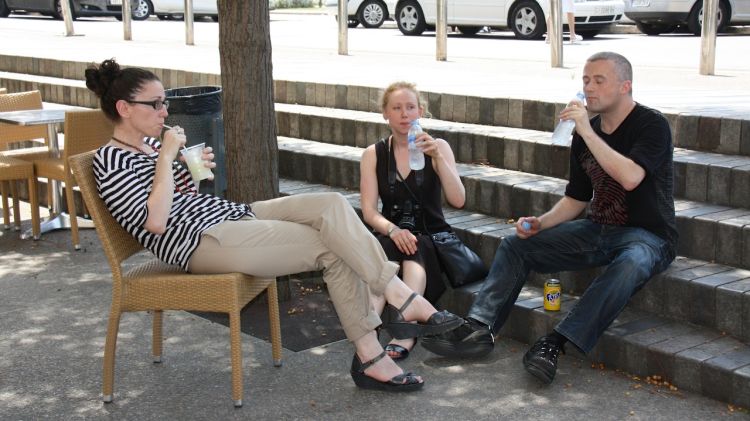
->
[126,99,170,111]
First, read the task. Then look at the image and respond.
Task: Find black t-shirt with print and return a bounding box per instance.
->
[564,103,677,254]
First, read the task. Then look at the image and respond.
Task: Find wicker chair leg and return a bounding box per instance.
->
[102,308,122,403]
[229,310,243,407]
[1,181,9,229]
[27,176,40,239]
[152,310,163,363]
[64,173,80,250]
[9,181,20,230]
[267,281,283,367]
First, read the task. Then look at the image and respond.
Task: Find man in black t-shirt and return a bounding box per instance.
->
[422,52,677,384]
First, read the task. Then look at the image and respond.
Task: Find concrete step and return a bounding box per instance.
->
[277,136,750,271]
[278,176,750,408]
[278,175,750,343]
[275,103,750,209]
[1,55,749,156]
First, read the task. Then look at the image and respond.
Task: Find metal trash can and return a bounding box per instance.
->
[164,85,226,197]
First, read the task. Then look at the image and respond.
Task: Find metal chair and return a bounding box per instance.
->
[0,90,49,231]
[34,109,113,249]
[69,150,283,407]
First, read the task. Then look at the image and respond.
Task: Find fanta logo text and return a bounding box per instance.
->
[546,292,560,302]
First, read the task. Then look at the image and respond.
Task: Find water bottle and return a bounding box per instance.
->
[550,92,586,146]
[407,119,425,170]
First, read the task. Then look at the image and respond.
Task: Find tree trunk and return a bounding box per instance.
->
[217,0,278,203]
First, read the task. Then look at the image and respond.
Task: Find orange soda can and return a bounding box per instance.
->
[544,279,561,311]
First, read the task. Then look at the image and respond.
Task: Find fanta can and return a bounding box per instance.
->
[544,279,561,311]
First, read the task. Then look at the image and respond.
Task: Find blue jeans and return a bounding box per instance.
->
[467,219,674,353]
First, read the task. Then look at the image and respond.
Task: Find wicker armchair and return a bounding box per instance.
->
[34,109,113,249]
[68,150,283,407]
[0,155,40,236]
[0,90,51,231]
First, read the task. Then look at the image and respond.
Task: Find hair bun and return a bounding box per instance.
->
[85,58,121,98]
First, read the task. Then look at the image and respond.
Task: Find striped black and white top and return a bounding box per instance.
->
[93,138,251,270]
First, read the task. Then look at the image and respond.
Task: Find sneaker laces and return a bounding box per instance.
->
[530,338,564,365]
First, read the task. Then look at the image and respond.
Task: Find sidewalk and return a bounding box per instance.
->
[1,202,748,419]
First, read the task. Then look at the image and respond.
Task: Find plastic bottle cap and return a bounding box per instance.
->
[522,221,531,231]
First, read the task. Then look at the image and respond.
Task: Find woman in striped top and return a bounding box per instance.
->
[85,58,462,392]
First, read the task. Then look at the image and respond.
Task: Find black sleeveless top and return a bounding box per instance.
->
[375,138,451,234]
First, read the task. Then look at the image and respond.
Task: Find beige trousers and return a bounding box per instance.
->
[188,192,400,342]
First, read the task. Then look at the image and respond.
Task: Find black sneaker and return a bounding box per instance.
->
[421,318,494,358]
[523,336,565,384]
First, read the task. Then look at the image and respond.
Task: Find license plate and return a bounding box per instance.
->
[632,0,649,7]
[110,0,122,5]
[595,5,616,14]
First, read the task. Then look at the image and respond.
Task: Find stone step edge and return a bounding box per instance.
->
[454,282,750,408]
[277,176,750,343]
[275,104,750,208]
[277,136,750,270]
[1,58,748,157]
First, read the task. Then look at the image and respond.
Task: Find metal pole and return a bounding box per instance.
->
[185,0,195,45]
[122,0,132,41]
[436,0,447,61]
[550,0,562,67]
[60,0,75,36]
[700,0,718,75]
[338,0,348,55]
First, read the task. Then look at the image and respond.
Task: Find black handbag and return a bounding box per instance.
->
[431,231,488,288]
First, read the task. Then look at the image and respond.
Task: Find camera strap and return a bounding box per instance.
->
[385,137,424,198]
[384,137,428,234]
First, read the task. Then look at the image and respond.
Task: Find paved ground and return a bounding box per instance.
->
[1,202,749,419]
[1,8,750,420]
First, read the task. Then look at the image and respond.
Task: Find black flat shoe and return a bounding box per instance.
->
[421,318,495,358]
[381,292,463,339]
[350,351,424,392]
[384,338,416,361]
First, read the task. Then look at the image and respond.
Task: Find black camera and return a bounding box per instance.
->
[392,200,420,232]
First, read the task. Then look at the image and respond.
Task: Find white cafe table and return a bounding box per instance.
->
[0,108,94,242]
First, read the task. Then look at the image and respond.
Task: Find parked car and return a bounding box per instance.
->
[394,0,624,40]
[624,0,750,35]
[0,0,152,20]
[152,0,217,21]
[346,0,398,28]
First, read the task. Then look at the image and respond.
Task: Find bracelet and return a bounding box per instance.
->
[387,225,397,237]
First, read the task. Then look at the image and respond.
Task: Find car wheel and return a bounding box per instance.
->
[396,0,426,36]
[0,0,10,18]
[458,26,481,36]
[635,21,677,36]
[509,0,545,40]
[358,0,386,28]
[131,0,153,21]
[688,0,729,36]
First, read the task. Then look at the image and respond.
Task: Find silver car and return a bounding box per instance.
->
[395,0,625,40]
[624,0,750,35]
[0,0,153,20]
